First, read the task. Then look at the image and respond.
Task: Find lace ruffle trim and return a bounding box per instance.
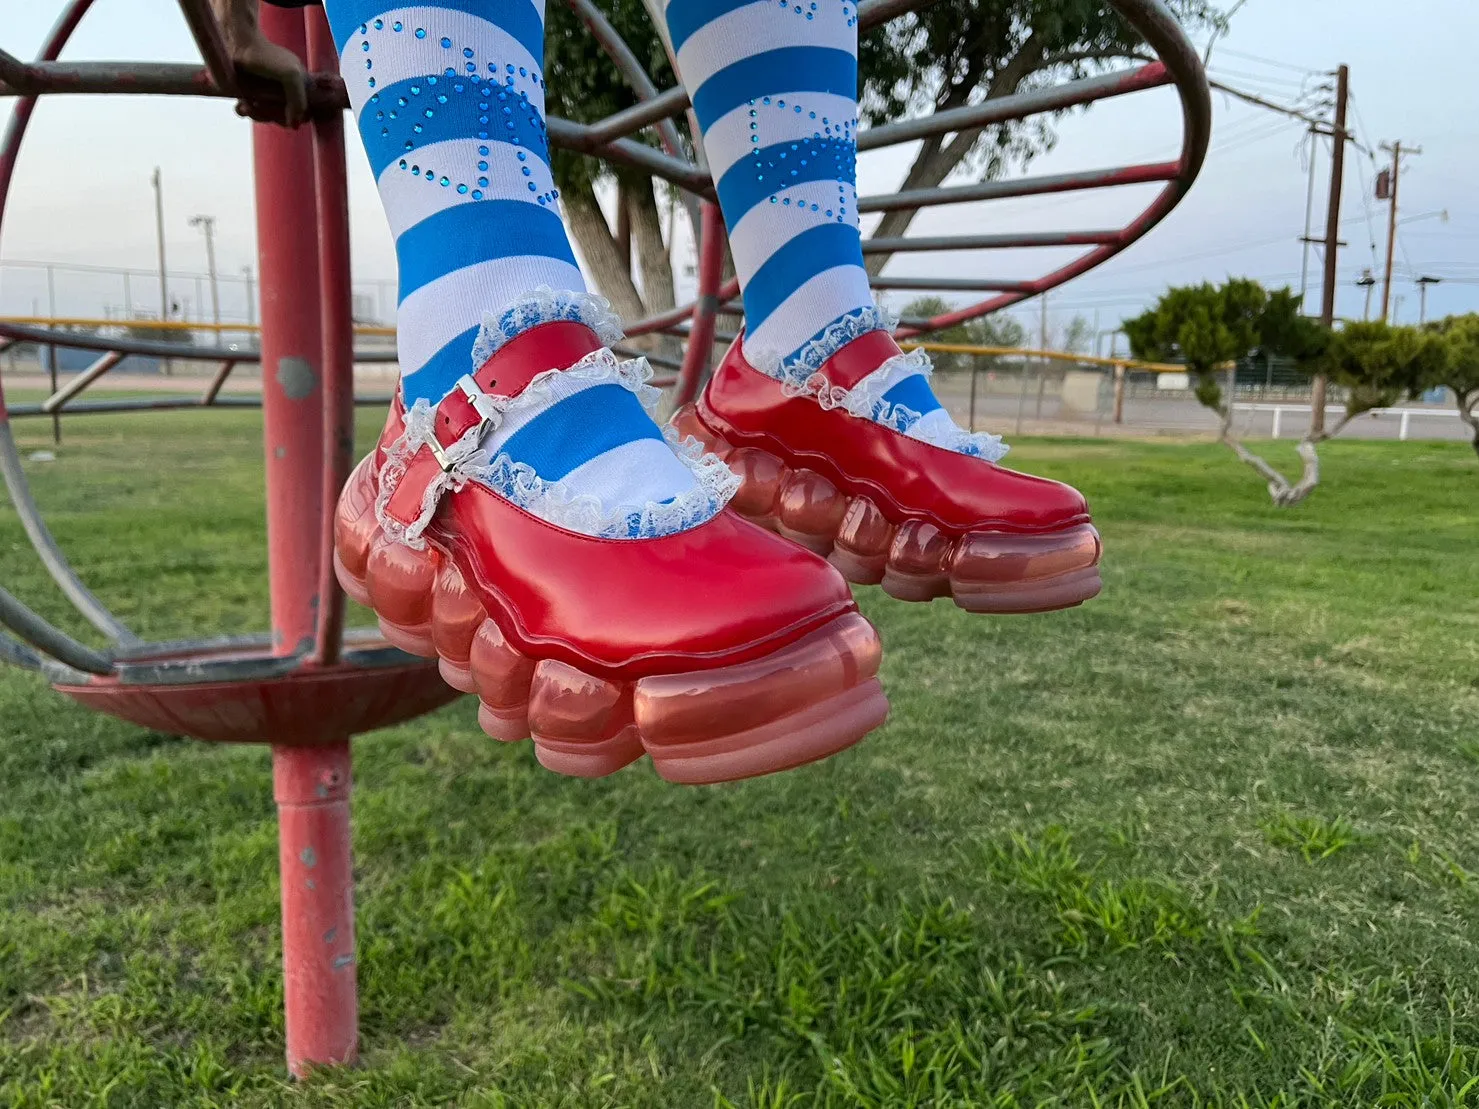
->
[374,348,738,547]
[744,303,899,390]
[469,286,625,371]
[761,337,1011,463]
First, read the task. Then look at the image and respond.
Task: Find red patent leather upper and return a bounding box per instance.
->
[369,330,858,681]
[698,333,1092,534]
[383,322,606,528]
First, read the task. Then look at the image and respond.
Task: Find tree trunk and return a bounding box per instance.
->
[562,174,648,334]
[1454,391,1479,459]
[628,178,681,364]
[629,179,675,315]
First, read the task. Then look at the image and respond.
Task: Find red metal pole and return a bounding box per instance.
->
[306,6,354,668]
[673,201,724,407]
[252,2,358,1076]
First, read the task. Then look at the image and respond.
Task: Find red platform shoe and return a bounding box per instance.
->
[673,330,1102,614]
[333,321,887,784]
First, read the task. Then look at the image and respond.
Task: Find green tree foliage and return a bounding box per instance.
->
[1124,279,1445,505]
[1423,314,1479,459]
[900,296,1025,374]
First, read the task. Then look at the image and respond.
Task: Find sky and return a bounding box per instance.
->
[3,0,1477,344]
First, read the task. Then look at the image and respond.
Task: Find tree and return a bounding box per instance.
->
[858,0,1226,275]
[1423,314,1479,460]
[544,0,679,341]
[1060,313,1093,354]
[1125,280,1437,507]
[900,296,1024,374]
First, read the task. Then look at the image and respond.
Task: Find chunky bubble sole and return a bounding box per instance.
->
[333,455,887,783]
[672,405,1103,614]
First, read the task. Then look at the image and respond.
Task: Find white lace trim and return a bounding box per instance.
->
[469,286,625,371]
[743,303,899,389]
[755,328,1011,463]
[374,348,738,546]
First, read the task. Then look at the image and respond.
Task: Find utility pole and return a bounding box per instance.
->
[1378,141,1421,322]
[152,167,171,375]
[189,215,221,329]
[1417,275,1441,324]
[1312,63,1349,436]
[243,265,256,327]
[1357,270,1376,320]
[1298,125,1319,311]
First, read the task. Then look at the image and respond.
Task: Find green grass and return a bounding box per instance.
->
[2,410,1478,1106]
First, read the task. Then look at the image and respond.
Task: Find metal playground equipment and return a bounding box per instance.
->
[0,0,1210,1076]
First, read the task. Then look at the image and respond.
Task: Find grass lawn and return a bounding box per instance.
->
[1,407,1477,1106]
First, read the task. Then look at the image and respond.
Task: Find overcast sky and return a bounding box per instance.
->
[3,0,1477,341]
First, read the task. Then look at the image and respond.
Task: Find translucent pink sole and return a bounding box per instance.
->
[672,404,1103,614]
[333,458,886,783]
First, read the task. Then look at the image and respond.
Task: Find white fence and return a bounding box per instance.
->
[1233,403,1463,441]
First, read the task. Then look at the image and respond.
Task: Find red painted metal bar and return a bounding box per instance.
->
[625,276,739,338]
[307,7,354,669]
[673,202,725,407]
[252,3,357,1076]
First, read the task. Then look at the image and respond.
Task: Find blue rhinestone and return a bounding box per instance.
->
[437,94,447,103]
[466,63,475,72]
[440,36,451,47]
[516,150,526,161]
[368,77,376,88]
[410,163,418,172]
[361,41,369,52]
[457,184,469,194]
[415,27,426,38]
[521,166,531,176]
[478,177,488,187]
[519,67,527,76]
[472,189,483,199]
[480,145,491,155]
[440,176,450,185]
[392,20,402,30]
[527,182,536,192]
[410,85,420,95]
[399,159,407,168]
[769,196,777,204]
[364,59,372,69]
[359,22,367,32]
[425,109,434,118]
[506,63,515,73]
[374,18,383,28]
[477,160,488,171]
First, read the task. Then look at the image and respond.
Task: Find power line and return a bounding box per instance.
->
[1215,46,1324,76]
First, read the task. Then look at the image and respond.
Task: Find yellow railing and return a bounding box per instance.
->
[900,340,1185,375]
[2,316,397,338]
[3,318,1190,375]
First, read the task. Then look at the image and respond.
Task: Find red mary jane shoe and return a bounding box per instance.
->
[673,330,1102,614]
[333,321,887,784]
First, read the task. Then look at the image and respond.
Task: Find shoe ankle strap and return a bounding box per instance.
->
[378,321,604,544]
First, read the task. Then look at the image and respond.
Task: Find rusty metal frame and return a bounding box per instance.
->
[0,0,1209,682]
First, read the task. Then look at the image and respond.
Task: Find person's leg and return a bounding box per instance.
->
[322,0,704,530]
[667,0,1102,613]
[323,0,888,782]
[664,0,986,451]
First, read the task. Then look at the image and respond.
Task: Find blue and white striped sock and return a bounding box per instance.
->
[326,0,735,536]
[666,0,1005,459]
